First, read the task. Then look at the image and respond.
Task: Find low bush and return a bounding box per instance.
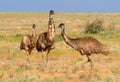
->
[85,19,104,34]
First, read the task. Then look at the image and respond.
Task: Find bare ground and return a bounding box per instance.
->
[0,50,120,82]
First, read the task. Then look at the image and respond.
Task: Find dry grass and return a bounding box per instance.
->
[0,12,120,82]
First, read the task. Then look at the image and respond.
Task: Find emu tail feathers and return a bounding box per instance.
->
[101,46,109,55]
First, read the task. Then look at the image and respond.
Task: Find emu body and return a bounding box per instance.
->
[20,24,36,63]
[58,23,108,69]
[36,10,55,63]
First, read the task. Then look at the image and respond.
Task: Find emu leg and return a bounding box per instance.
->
[27,54,30,64]
[46,49,50,63]
[41,50,45,63]
[87,55,93,70]
[26,52,30,64]
[82,55,93,69]
[49,43,55,59]
[27,50,32,64]
[46,44,55,63]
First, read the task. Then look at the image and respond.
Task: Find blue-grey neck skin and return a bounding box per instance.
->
[61,25,64,32]
[60,25,70,45]
[61,25,66,39]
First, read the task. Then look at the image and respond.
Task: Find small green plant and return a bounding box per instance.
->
[101,75,116,82]
[0,35,6,41]
[53,77,64,82]
[74,57,83,64]
[1,78,19,82]
[85,19,104,34]
[51,48,61,57]
[0,69,4,79]
[42,78,52,82]
[0,74,39,82]
[55,34,63,42]
[15,67,24,74]
[42,77,64,82]
[12,34,23,42]
[23,74,38,82]
[110,45,120,55]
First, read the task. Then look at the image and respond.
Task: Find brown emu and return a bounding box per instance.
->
[36,10,55,63]
[58,23,109,69]
[20,24,36,64]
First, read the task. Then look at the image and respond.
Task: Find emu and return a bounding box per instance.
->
[36,10,55,63]
[58,23,109,69]
[20,24,36,64]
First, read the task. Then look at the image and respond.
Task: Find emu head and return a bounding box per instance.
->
[58,23,65,31]
[49,10,55,18]
[50,10,55,15]
[32,24,36,29]
[32,24,36,36]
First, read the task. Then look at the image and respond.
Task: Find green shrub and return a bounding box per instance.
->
[85,19,104,34]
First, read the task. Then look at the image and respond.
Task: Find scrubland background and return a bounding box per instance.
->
[0,12,120,82]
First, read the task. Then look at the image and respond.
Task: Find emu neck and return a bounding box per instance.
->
[32,28,36,36]
[49,14,53,19]
[47,15,55,41]
[48,13,55,31]
[61,27,70,45]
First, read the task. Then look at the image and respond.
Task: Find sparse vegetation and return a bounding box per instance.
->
[0,69,4,79]
[42,77,64,82]
[101,75,116,82]
[13,34,23,42]
[0,75,39,82]
[74,57,84,64]
[15,67,24,74]
[7,44,21,60]
[0,35,6,41]
[0,12,120,82]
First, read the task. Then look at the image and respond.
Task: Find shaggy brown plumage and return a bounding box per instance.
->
[20,24,36,63]
[36,10,55,63]
[58,23,109,69]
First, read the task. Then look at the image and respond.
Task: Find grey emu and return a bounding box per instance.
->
[20,24,36,64]
[36,10,55,63]
[58,23,109,69]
